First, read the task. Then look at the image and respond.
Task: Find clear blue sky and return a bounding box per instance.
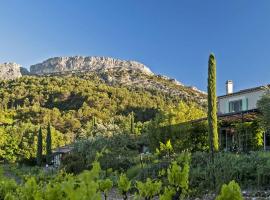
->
[1,1,270,95]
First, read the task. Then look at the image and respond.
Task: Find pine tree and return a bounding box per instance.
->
[36,127,43,166]
[130,111,135,134]
[208,53,219,152]
[46,122,52,164]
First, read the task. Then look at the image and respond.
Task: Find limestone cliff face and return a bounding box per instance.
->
[0,56,206,105]
[30,56,153,75]
[29,56,206,105]
[0,63,22,80]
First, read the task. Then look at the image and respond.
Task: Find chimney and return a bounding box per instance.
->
[226,80,233,94]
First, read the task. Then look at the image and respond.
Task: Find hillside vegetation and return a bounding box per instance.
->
[0,73,206,163]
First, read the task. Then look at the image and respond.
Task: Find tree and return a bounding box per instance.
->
[208,53,219,152]
[46,123,52,164]
[36,127,43,166]
[130,111,135,134]
[207,53,218,190]
[257,91,270,130]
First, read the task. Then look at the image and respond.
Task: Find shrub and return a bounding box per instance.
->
[136,178,162,200]
[118,173,131,200]
[61,153,85,174]
[126,164,141,180]
[190,151,270,195]
[98,178,113,200]
[0,179,17,200]
[215,180,243,200]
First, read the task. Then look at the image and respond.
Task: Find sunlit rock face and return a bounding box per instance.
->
[0,62,22,80]
[30,56,154,75]
[29,56,207,106]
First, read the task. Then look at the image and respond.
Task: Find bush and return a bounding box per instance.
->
[136,178,162,200]
[0,179,17,199]
[216,180,243,200]
[73,134,140,171]
[61,153,85,174]
[190,151,270,194]
[118,173,131,200]
[126,164,141,180]
[98,178,113,200]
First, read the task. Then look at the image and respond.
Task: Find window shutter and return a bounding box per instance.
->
[241,98,249,111]
[242,98,246,111]
[227,102,230,113]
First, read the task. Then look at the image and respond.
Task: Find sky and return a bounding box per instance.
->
[1,0,270,95]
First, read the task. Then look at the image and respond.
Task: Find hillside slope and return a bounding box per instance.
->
[29,56,206,106]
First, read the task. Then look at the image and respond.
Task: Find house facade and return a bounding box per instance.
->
[218,80,267,115]
[217,80,269,151]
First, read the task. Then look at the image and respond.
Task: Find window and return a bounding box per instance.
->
[229,99,242,113]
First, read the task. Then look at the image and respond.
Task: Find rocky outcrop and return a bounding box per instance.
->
[30,56,153,75]
[29,56,206,105]
[0,63,22,80]
[0,56,206,105]
[20,67,30,75]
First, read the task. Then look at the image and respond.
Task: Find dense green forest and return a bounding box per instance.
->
[0,74,206,163]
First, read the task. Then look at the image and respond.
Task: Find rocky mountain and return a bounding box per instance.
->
[28,56,206,105]
[30,56,153,75]
[0,62,22,80]
[0,56,206,106]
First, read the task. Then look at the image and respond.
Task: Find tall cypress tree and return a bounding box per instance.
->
[46,122,52,164]
[130,111,135,134]
[36,127,43,166]
[92,116,96,128]
[208,53,219,152]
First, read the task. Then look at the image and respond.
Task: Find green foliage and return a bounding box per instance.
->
[46,123,52,164]
[61,153,85,174]
[207,53,219,152]
[136,178,162,200]
[130,111,135,134]
[159,187,176,200]
[126,164,141,180]
[156,140,174,158]
[158,152,191,200]
[233,121,264,151]
[74,134,140,172]
[118,173,131,200]
[257,91,270,130]
[147,102,206,153]
[36,127,43,166]
[0,74,205,163]
[168,154,190,192]
[98,178,113,200]
[0,122,67,163]
[190,151,270,194]
[0,177,17,200]
[18,177,42,200]
[215,180,243,200]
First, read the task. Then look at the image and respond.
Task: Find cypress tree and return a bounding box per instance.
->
[92,116,96,127]
[207,53,219,152]
[36,127,43,166]
[46,122,52,164]
[130,111,135,134]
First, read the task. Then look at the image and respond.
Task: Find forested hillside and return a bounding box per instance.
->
[0,72,206,163]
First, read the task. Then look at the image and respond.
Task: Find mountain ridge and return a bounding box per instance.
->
[0,56,206,106]
[30,56,154,75]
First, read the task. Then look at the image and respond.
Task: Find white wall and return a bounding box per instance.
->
[218,89,266,114]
